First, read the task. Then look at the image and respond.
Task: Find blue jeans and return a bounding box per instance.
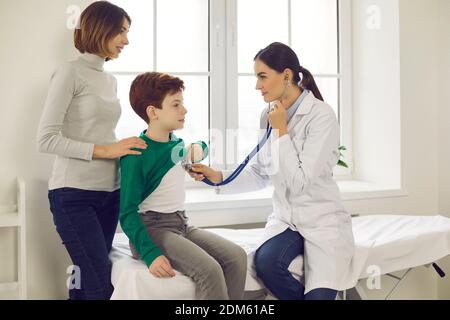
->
[48,187,120,300]
[254,228,337,300]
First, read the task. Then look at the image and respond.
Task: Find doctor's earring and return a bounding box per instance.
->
[284,75,292,87]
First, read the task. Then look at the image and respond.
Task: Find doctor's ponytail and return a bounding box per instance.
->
[299,66,324,101]
[254,42,324,102]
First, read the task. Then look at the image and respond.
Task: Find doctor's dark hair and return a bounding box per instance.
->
[254,42,324,101]
[74,1,131,61]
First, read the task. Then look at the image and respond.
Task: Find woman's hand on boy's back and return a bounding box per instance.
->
[93,136,148,159]
[149,255,176,278]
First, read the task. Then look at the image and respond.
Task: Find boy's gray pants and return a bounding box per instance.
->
[129,210,247,300]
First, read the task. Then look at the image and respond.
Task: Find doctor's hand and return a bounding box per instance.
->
[189,164,223,184]
[149,255,176,278]
[268,100,288,137]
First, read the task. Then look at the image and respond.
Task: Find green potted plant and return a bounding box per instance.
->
[337,146,348,168]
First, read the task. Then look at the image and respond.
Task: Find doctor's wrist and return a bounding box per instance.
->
[277,127,288,137]
[210,170,223,184]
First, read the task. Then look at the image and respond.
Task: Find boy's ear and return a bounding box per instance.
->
[146,105,158,121]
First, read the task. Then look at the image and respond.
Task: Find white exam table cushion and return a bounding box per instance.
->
[352,215,450,278]
[110,215,450,299]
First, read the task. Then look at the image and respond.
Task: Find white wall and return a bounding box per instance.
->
[348,0,439,217]
[344,0,444,299]
[437,0,450,300]
[352,0,401,188]
[0,0,449,299]
[0,0,92,299]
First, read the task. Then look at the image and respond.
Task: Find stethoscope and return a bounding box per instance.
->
[181,122,272,186]
[199,122,273,187]
[196,80,291,187]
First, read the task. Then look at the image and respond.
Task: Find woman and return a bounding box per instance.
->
[190,42,355,300]
[37,1,147,300]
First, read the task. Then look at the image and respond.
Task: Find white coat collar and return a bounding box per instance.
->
[285,91,316,132]
[295,90,316,116]
[260,91,317,129]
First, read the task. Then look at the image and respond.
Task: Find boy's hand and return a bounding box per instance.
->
[149,255,176,278]
[189,164,223,184]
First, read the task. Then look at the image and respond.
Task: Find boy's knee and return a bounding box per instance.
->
[228,245,248,269]
[195,259,225,285]
[206,260,224,277]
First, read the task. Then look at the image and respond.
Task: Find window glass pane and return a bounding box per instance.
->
[238,0,289,74]
[237,76,268,163]
[106,0,154,72]
[291,0,338,74]
[314,77,339,119]
[157,0,209,72]
[176,76,209,150]
[115,75,148,140]
[236,76,339,162]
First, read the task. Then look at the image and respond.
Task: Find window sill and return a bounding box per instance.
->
[337,180,407,201]
[185,180,407,212]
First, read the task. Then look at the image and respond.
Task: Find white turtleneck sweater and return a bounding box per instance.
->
[37,53,121,191]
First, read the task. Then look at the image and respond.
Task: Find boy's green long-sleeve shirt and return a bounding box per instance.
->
[119,130,207,267]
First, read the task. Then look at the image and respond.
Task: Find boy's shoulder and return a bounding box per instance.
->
[120,150,146,167]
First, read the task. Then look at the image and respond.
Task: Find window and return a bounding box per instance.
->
[108,0,353,181]
[108,0,210,152]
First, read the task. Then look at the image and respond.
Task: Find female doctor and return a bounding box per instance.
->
[189,42,355,300]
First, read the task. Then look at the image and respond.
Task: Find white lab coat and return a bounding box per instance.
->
[217,91,356,294]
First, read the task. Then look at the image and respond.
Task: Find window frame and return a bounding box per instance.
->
[221,0,353,177]
[110,0,354,188]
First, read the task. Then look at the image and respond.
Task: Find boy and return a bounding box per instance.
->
[119,72,247,300]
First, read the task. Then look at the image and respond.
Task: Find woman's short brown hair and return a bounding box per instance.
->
[130,72,185,123]
[74,1,131,60]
